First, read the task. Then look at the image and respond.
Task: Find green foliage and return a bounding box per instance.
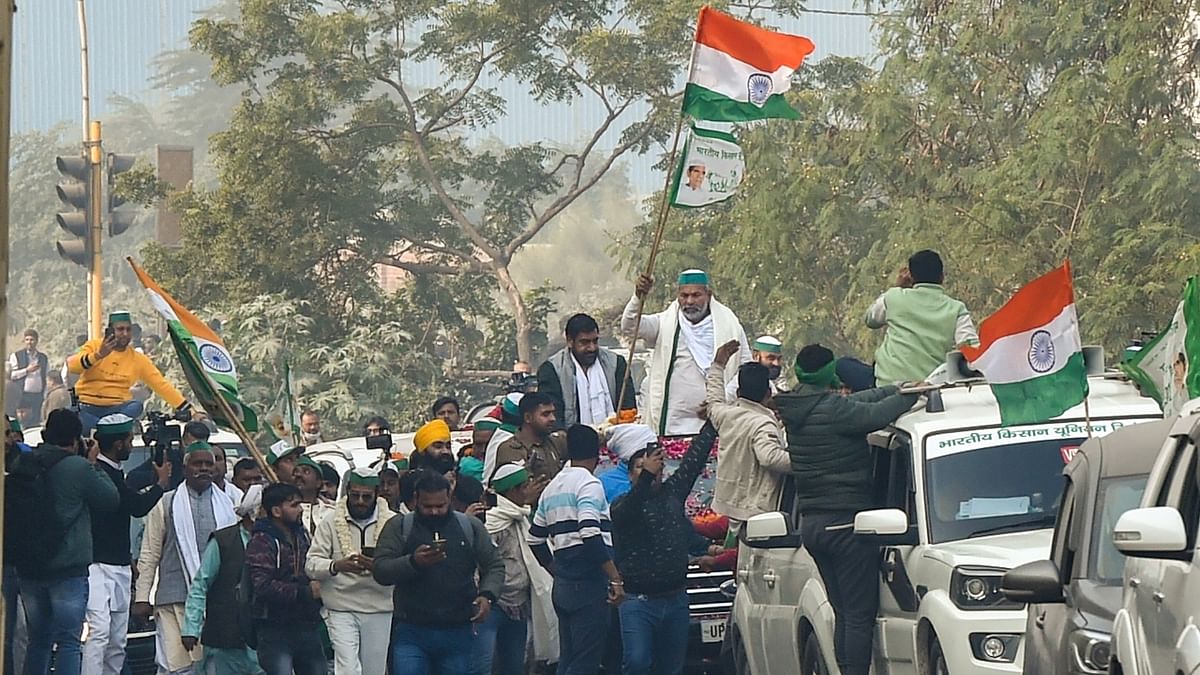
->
[620,0,1200,364]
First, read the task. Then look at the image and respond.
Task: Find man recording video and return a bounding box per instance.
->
[68,311,193,433]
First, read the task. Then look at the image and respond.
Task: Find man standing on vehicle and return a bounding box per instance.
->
[372,472,504,674]
[68,312,194,432]
[529,425,625,675]
[133,442,238,675]
[622,270,751,436]
[306,468,395,675]
[706,341,791,525]
[300,410,324,445]
[610,422,717,675]
[776,345,921,675]
[537,313,638,429]
[84,414,172,675]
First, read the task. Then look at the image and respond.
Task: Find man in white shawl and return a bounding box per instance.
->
[133,441,237,675]
[482,462,558,673]
[622,269,751,436]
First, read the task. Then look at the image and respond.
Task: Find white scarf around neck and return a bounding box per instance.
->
[677,312,716,371]
[572,354,613,425]
[172,485,237,585]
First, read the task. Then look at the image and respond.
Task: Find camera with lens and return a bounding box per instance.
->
[143,411,183,466]
[506,372,537,394]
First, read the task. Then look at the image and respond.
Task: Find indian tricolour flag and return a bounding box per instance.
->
[128,258,258,432]
[960,263,1088,427]
[682,7,815,122]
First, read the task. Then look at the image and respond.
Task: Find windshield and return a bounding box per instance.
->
[925,435,1083,543]
[1090,475,1147,583]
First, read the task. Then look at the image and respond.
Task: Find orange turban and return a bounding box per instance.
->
[413,419,451,452]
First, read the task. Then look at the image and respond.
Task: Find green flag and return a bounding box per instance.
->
[266,361,301,445]
[1121,277,1200,415]
[669,125,744,209]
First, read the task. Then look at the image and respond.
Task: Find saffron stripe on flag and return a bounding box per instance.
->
[965,304,1082,384]
[991,352,1090,427]
[963,262,1075,358]
[695,6,815,73]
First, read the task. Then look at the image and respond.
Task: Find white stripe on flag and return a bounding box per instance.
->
[690,42,795,103]
[145,289,181,322]
[969,304,1082,384]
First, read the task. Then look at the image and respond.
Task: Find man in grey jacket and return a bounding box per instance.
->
[537,313,637,429]
[372,471,504,675]
[705,340,791,523]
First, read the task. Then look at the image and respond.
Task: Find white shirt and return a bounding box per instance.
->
[573,354,613,426]
[8,351,44,394]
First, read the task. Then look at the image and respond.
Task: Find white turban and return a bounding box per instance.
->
[605,424,659,462]
[235,483,264,519]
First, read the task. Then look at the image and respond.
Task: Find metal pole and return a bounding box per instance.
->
[0,1,15,671]
[88,121,102,340]
[76,0,90,137]
[76,0,97,337]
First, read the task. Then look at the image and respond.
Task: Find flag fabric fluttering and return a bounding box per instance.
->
[265,360,301,445]
[960,263,1088,427]
[682,7,815,123]
[129,258,258,432]
[1121,277,1200,416]
[669,125,744,208]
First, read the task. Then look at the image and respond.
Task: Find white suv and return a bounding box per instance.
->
[726,368,1159,675]
[1109,400,1200,675]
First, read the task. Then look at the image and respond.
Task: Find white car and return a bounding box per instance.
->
[727,353,1160,675]
[1109,399,1200,675]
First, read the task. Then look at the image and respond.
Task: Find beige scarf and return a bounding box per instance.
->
[333,497,395,556]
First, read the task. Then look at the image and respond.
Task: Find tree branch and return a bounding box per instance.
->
[372,256,470,276]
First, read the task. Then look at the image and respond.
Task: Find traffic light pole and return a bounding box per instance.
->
[88,121,103,339]
[1,1,15,672]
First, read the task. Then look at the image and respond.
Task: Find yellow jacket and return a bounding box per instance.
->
[68,339,186,408]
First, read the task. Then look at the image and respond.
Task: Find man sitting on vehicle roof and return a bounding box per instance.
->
[839,250,978,392]
[776,345,922,675]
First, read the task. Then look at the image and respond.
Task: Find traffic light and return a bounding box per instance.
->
[107,153,137,237]
[55,154,91,267]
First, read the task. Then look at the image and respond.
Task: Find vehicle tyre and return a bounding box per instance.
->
[801,630,830,675]
[928,635,949,675]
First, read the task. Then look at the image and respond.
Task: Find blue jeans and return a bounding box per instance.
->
[473,608,527,675]
[78,401,144,434]
[255,622,325,675]
[390,623,474,675]
[552,578,610,675]
[618,591,689,675]
[20,575,88,675]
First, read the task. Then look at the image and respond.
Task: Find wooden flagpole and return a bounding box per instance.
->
[615,112,688,420]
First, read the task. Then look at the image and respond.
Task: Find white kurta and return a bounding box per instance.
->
[622,295,750,436]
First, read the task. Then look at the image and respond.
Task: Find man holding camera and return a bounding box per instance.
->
[68,312,193,433]
[84,414,172,675]
[305,467,395,675]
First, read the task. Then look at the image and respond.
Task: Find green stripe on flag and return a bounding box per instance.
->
[682,83,800,122]
[991,351,1089,427]
[168,322,259,432]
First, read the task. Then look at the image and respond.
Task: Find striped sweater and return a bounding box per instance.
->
[528,465,612,581]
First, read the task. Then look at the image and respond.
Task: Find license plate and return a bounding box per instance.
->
[700,619,726,643]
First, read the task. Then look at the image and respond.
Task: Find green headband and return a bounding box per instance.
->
[346,472,379,488]
[108,311,132,324]
[185,441,213,455]
[492,467,530,493]
[795,359,841,389]
[677,270,710,286]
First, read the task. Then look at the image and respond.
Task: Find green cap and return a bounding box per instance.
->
[490,462,529,493]
[346,467,379,488]
[108,311,132,325]
[677,269,709,286]
[294,455,322,474]
[752,336,782,354]
[6,416,21,433]
[267,439,302,465]
[185,440,213,455]
[95,413,134,437]
[474,419,501,432]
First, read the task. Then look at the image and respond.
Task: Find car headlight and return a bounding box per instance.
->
[950,567,1024,610]
[1069,629,1110,674]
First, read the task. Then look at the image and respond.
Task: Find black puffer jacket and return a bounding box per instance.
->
[776,384,918,513]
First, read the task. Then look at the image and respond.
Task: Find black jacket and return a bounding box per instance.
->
[611,422,716,595]
[776,384,918,514]
[91,459,165,566]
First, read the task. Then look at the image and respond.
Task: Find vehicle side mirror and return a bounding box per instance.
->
[741,512,801,549]
[1114,507,1189,557]
[854,508,917,545]
[1001,560,1064,604]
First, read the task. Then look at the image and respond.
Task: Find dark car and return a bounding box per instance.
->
[1001,419,1171,675]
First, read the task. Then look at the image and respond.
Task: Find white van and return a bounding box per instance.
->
[727,357,1160,675]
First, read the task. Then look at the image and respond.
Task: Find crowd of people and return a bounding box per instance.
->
[1,248,975,675]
